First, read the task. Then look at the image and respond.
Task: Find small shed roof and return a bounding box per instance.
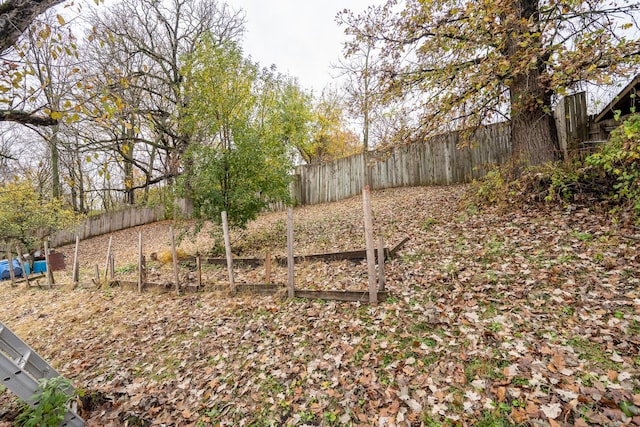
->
[594,74,640,123]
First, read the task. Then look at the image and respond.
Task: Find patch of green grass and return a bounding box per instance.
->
[401,250,427,263]
[422,217,438,230]
[261,374,285,396]
[511,377,530,387]
[422,354,439,367]
[567,337,622,370]
[412,322,431,333]
[297,411,316,423]
[323,411,338,425]
[115,262,138,274]
[475,409,517,426]
[422,413,443,426]
[580,373,597,387]
[488,322,503,333]
[464,358,487,382]
[422,337,437,347]
[572,231,593,241]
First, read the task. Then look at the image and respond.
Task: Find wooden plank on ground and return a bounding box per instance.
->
[180,257,264,267]
[181,239,408,269]
[209,283,284,295]
[294,289,389,303]
[275,248,389,266]
[388,237,410,258]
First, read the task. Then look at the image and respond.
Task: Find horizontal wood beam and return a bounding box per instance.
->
[294,289,388,303]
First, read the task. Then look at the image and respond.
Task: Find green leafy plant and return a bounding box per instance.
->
[586,114,640,216]
[17,376,74,427]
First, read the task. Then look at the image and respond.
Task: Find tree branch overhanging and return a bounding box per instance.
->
[0,0,64,53]
[0,109,57,126]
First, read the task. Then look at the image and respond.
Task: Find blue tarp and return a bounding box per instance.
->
[0,259,23,280]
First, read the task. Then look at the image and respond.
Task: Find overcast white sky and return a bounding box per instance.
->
[228,0,377,94]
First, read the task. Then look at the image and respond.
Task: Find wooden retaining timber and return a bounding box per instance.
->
[180,257,263,267]
[294,290,389,303]
[179,238,410,268]
[109,279,388,302]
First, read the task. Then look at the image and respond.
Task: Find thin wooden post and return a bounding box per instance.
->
[72,236,80,289]
[137,232,143,293]
[196,254,202,290]
[5,248,16,287]
[109,254,115,280]
[221,211,235,295]
[264,250,271,284]
[170,225,179,294]
[43,240,54,288]
[103,236,112,283]
[377,235,386,292]
[15,246,29,288]
[94,264,100,286]
[362,186,377,303]
[287,207,295,298]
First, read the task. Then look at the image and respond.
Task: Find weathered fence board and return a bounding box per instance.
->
[50,205,165,247]
[295,122,511,205]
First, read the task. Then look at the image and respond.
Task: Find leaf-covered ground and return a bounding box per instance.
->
[1,185,639,426]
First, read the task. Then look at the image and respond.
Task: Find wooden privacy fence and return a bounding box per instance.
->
[51,205,165,247]
[292,122,512,205]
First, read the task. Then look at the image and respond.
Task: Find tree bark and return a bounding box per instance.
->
[507,0,559,166]
[50,124,61,198]
[0,0,63,53]
[0,110,57,126]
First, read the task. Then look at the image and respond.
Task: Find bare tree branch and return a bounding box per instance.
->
[0,109,56,125]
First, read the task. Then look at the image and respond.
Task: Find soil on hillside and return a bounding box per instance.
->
[1,185,639,426]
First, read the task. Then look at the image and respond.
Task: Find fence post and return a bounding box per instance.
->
[170,226,180,294]
[287,207,295,298]
[43,240,54,288]
[137,232,143,293]
[15,246,29,288]
[362,186,377,304]
[265,250,271,284]
[5,248,15,287]
[196,254,202,290]
[103,236,112,284]
[221,211,235,295]
[72,236,80,289]
[377,235,386,292]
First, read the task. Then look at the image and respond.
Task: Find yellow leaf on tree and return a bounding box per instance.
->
[57,15,66,26]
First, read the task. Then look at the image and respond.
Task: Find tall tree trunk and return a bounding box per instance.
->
[507,0,559,166]
[509,75,559,166]
[50,124,61,198]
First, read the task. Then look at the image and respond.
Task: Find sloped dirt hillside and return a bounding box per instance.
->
[0,184,639,426]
